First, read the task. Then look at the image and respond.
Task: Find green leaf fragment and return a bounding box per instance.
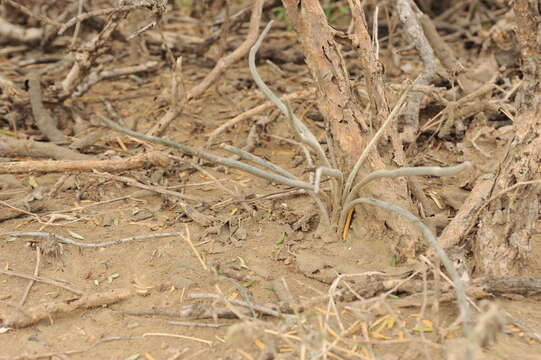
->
[68,230,85,240]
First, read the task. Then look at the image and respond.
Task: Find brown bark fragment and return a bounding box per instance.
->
[0,151,170,174]
[438,175,494,249]
[473,0,541,275]
[0,134,93,160]
[1,288,132,328]
[281,0,366,165]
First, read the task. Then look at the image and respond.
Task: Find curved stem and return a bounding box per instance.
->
[314,166,342,194]
[348,197,471,336]
[221,144,297,180]
[340,162,472,227]
[100,115,315,191]
[249,21,330,167]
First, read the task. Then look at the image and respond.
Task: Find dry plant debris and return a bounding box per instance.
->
[1,1,541,359]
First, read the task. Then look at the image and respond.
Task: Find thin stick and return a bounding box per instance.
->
[221,144,297,180]
[0,150,166,174]
[480,179,541,213]
[19,247,41,306]
[0,269,83,296]
[3,231,184,248]
[147,0,265,136]
[345,197,470,336]
[59,5,141,34]
[340,162,472,229]
[100,115,315,191]
[206,88,316,146]
[71,0,85,47]
[342,83,413,201]
[45,191,150,215]
[89,170,204,203]
[168,321,228,328]
[3,0,61,27]
[74,61,160,97]
[182,225,208,271]
[142,332,212,346]
[168,155,239,198]
[249,22,329,167]
[397,0,436,142]
[188,293,283,318]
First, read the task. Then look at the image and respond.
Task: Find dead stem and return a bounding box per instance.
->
[340,162,472,230]
[206,88,316,147]
[100,115,315,191]
[341,82,412,202]
[0,268,83,296]
[249,22,329,167]
[28,72,66,142]
[3,231,184,248]
[146,0,264,136]
[18,246,41,306]
[351,197,471,337]
[397,0,436,143]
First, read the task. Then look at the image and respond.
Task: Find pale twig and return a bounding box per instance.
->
[127,21,156,40]
[373,6,380,60]
[168,154,239,198]
[182,225,208,271]
[342,83,412,201]
[142,333,212,346]
[73,61,160,97]
[479,179,541,214]
[89,170,205,203]
[344,197,471,336]
[71,0,85,47]
[0,268,83,296]
[462,179,541,239]
[206,89,316,146]
[397,0,436,142]
[147,0,264,136]
[0,17,42,43]
[221,144,297,180]
[3,231,184,248]
[19,246,41,306]
[340,162,472,229]
[58,5,141,34]
[44,191,150,215]
[313,167,342,194]
[2,0,60,26]
[60,9,129,95]
[168,321,228,328]
[249,21,329,167]
[188,293,284,318]
[100,115,315,191]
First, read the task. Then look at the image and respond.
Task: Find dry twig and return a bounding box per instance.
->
[0,151,169,174]
[146,0,265,136]
[1,288,131,328]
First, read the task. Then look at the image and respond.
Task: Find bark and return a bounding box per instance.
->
[281,0,419,259]
[473,0,541,275]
